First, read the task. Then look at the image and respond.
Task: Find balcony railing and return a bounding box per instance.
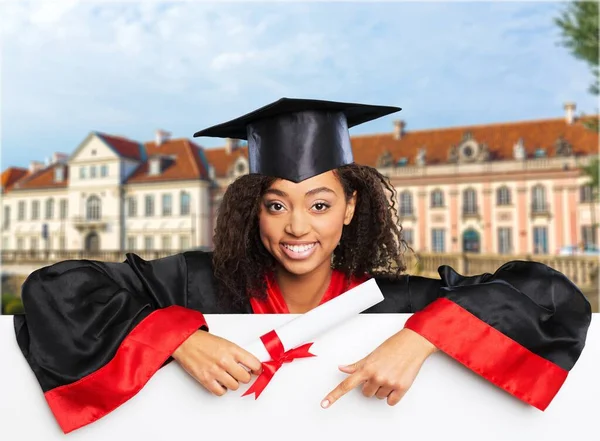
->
[462,205,479,217]
[531,203,550,216]
[71,216,109,230]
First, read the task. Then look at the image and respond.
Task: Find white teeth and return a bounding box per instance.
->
[284,243,316,253]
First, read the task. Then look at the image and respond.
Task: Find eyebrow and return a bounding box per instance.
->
[264,187,337,198]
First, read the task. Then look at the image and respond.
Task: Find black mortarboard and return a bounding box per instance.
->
[193,97,401,183]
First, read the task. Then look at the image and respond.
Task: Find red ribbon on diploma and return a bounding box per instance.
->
[242,329,316,399]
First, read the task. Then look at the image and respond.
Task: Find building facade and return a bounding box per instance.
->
[2,103,598,256]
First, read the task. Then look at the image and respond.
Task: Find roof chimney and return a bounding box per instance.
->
[393,120,406,140]
[564,102,576,125]
[155,129,171,146]
[225,138,240,155]
[52,152,69,164]
[29,160,44,174]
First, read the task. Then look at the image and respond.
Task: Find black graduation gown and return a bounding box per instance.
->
[13,251,591,434]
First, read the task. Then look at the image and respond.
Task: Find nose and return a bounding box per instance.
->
[284,209,311,237]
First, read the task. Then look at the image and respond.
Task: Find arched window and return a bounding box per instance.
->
[531,185,547,212]
[431,189,444,207]
[399,191,413,216]
[86,195,101,220]
[496,186,511,206]
[463,188,477,214]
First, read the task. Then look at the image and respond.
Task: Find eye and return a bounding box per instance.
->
[312,202,330,212]
[266,202,285,212]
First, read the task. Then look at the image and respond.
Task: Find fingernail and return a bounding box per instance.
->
[321,399,329,408]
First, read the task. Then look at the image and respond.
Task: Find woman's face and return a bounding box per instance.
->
[259,171,356,277]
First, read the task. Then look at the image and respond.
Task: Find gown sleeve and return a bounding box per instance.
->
[13,252,210,434]
[401,260,592,412]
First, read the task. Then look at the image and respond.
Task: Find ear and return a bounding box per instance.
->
[344,191,357,225]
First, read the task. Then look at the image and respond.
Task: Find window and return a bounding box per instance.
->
[402,228,414,246]
[582,226,598,246]
[101,165,108,177]
[580,184,595,203]
[496,187,511,206]
[80,167,86,179]
[162,235,172,250]
[90,166,97,178]
[498,227,512,254]
[432,228,445,252]
[533,226,548,254]
[18,201,25,220]
[431,190,444,208]
[31,237,39,250]
[180,192,190,215]
[17,237,24,250]
[149,159,161,175]
[127,196,137,217]
[59,236,66,250]
[399,191,413,216]
[144,236,154,250]
[86,195,101,220]
[127,236,136,250]
[54,166,64,182]
[531,185,547,212]
[3,206,9,229]
[180,235,190,250]
[162,194,172,216]
[60,200,68,219]
[145,195,155,216]
[2,237,8,250]
[45,199,54,219]
[30,200,39,220]
[463,188,477,214]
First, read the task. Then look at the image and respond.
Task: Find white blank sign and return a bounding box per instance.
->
[0,314,598,441]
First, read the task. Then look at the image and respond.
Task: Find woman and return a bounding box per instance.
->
[14,98,592,434]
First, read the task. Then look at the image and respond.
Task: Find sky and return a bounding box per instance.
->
[1,0,597,169]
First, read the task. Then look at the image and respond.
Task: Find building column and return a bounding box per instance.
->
[517,185,528,253]
[449,188,459,252]
[567,185,579,246]
[417,190,427,252]
[553,185,564,251]
[482,187,492,253]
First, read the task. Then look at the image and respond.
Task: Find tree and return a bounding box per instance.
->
[555,1,599,131]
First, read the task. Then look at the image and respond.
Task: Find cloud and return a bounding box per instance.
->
[1,1,596,169]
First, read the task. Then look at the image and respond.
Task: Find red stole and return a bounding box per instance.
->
[250,270,368,314]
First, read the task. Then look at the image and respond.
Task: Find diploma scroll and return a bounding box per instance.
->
[242,278,385,362]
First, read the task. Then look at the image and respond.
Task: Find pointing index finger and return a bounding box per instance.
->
[321,371,365,409]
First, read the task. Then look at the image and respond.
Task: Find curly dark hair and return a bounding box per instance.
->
[212,163,414,309]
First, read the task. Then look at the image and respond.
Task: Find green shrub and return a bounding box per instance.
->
[1,294,24,315]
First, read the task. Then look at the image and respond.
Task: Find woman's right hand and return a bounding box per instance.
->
[172,330,263,396]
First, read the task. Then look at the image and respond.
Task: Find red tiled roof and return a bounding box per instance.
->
[9,164,69,191]
[96,132,144,160]
[126,138,210,183]
[203,146,248,178]
[1,167,28,192]
[351,116,599,166]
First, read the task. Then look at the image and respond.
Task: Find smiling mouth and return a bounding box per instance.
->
[280,242,319,260]
[282,243,317,253]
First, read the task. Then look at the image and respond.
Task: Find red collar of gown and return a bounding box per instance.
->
[250,269,369,314]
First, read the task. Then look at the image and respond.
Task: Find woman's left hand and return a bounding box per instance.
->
[321,328,438,408]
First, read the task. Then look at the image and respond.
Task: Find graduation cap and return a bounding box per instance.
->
[193,98,401,183]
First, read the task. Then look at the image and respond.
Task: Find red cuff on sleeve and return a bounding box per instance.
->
[44,305,207,434]
[404,298,568,411]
